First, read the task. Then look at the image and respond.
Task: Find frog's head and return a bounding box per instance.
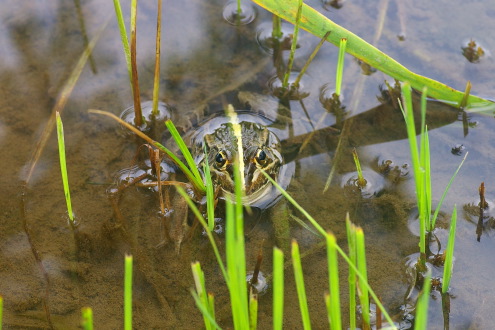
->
[204,121,282,205]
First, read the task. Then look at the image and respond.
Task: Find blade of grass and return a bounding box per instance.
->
[88,110,205,192]
[356,228,370,329]
[165,120,203,185]
[81,307,93,330]
[335,38,347,96]
[291,240,312,330]
[430,153,467,230]
[282,0,303,88]
[56,112,74,223]
[190,290,221,330]
[249,291,258,330]
[273,247,284,330]
[352,148,366,188]
[250,0,491,108]
[442,205,457,294]
[0,295,3,330]
[293,31,331,87]
[414,271,431,330]
[113,0,132,83]
[124,254,133,330]
[346,216,357,330]
[191,262,216,330]
[203,160,215,231]
[326,233,342,330]
[262,170,397,328]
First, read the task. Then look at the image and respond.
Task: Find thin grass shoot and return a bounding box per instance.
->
[291,240,312,330]
[55,112,74,223]
[346,216,357,329]
[294,31,331,87]
[414,271,432,330]
[442,205,457,294]
[352,148,367,188]
[272,14,282,39]
[124,254,133,330]
[191,262,216,330]
[273,247,284,330]
[130,0,142,126]
[355,227,370,329]
[112,0,132,83]
[81,307,93,330]
[249,291,258,330]
[282,0,303,88]
[326,232,342,330]
[335,38,347,96]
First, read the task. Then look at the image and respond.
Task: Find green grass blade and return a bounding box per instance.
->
[249,291,258,330]
[442,205,457,294]
[282,0,303,88]
[355,228,370,328]
[250,0,492,108]
[152,0,162,116]
[56,112,74,222]
[335,38,347,96]
[112,0,132,82]
[273,247,284,330]
[165,120,203,184]
[190,290,221,330]
[0,295,3,330]
[175,186,227,281]
[124,254,133,330]
[191,262,216,330]
[326,233,342,330]
[431,153,467,230]
[291,241,312,330]
[414,271,431,330]
[346,216,357,330]
[81,307,93,330]
[89,110,205,192]
[352,148,366,187]
[203,160,215,231]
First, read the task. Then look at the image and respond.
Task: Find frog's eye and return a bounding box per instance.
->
[254,148,267,166]
[215,151,228,169]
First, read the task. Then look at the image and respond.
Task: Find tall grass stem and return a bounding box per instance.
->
[335,38,347,96]
[326,233,342,330]
[442,205,457,294]
[273,247,284,330]
[414,271,432,329]
[124,254,133,330]
[130,0,143,126]
[282,0,303,88]
[152,0,162,115]
[56,112,74,222]
[291,241,312,330]
[81,307,93,330]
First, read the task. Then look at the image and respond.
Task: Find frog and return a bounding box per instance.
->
[184,111,294,252]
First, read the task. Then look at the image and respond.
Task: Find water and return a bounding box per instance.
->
[1,0,495,328]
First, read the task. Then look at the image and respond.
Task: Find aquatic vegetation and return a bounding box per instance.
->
[55,112,74,223]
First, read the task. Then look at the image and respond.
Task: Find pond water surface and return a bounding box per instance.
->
[1,0,495,329]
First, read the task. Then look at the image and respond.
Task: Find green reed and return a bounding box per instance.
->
[124,254,133,330]
[112,0,132,84]
[335,38,347,96]
[345,216,357,329]
[442,205,457,294]
[55,112,74,223]
[0,295,3,330]
[291,241,311,330]
[282,0,303,88]
[352,148,367,188]
[191,262,217,330]
[326,232,342,329]
[414,271,432,330]
[293,31,331,87]
[273,247,284,330]
[272,15,282,39]
[81,307,93,330]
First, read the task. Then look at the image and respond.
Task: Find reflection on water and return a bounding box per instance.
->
[1,0,495,328]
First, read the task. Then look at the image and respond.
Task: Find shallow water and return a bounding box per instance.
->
[1,0,495,328]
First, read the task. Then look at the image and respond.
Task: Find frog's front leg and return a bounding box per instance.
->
[270,199,291,254]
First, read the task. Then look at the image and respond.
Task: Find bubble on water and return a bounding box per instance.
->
[222,1,257,26]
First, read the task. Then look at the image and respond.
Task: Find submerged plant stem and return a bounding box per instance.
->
[130,0,143,126]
